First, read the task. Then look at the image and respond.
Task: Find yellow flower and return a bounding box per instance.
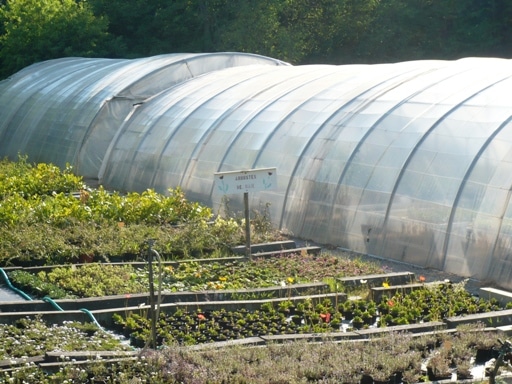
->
[287,277,294,284]
[219,276,227,282]
[382,281,390,288]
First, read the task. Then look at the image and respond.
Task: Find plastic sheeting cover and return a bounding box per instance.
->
[1,54,512,289]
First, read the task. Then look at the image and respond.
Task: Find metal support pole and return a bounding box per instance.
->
[147,241,157,349]
[244,192,251,260]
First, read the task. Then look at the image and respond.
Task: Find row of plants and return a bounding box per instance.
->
[345,280,507,328]
[112,281,507,349]
[0,156,209,227]
[2,158,512,382]
[0,316,131,361]
[6,252,384,299]
[0,157,279,266]
[366,280,507,326]
[0,321,506,383]
[113,298,340,347]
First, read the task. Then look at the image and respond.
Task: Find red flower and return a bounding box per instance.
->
[197,314,206,321]
[387,300,395,307]
[319,313,331,323]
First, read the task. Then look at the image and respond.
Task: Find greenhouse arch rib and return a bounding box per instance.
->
[353,64,477,261]
[177,67,322,189]
[4,54,512,289]
[276,67,428,232]
[450,113,512,277]
[382,73,512,270]
[206,66,334,190]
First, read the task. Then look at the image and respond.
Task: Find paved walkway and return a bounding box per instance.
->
[0,284,26,301]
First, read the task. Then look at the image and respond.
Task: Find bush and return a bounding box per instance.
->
[0,158,263,266]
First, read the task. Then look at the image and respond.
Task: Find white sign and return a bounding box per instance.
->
[214,167,277,194]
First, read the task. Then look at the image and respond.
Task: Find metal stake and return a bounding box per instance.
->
[147,240,157,349]
[244,192,251,259]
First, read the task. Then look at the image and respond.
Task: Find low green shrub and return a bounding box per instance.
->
[41,264,147,298]
[0,158,282,266]
[0,316,131,361]
[7,270,72,299]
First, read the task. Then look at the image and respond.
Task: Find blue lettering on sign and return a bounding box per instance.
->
[235,175,257,181]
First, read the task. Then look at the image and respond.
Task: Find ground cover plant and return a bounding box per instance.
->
[113,280,506,348]
[1,323,509,383]
[0,157,275,266]
[0,316,131,361]
[6,252,385,299]
[2,158,512,383]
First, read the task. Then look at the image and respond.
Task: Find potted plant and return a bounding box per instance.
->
[427,352,452,381]
[351,316,364,330]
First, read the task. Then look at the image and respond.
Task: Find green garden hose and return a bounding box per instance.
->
[42,296,64,311]
[79,307,106,332]
[0,267,32,300]
[42,295,106,332]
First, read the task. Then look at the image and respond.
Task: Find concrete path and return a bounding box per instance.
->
[0,284,26,301]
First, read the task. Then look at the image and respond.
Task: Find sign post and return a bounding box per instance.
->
[214,167,277,259]
[244,191,250,259]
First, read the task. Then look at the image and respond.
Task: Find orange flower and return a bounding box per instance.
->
[319,313,331,323]
[197,314,206,321]
[387,300,395,307]
[419,275,426,283]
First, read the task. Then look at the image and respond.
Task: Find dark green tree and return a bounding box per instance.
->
[2,0,512,80]
[214,0,300,62]
[213,0,380,65]
[88,0,218,56]
[0,0,117,79]
[355,0,512,63]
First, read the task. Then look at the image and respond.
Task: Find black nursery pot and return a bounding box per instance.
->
[427,367,452,382]
[475,347,499,364]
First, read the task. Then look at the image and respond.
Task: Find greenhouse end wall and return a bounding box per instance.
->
[1,53,512,289]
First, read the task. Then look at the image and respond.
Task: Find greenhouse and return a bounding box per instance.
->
[1,52,512,289]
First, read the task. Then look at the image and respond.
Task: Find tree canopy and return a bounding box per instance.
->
[0,0,118,78]
[1,0,511,79]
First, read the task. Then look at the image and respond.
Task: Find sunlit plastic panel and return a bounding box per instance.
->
[4,54,512,289]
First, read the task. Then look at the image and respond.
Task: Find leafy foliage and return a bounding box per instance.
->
[0,158,281,266]
[0,156,84,198]
[0,159,210,227]
[7,251,384,298]
[2,0,512,80]
[41,264,147,297]
[0,316,131,360]
[6,269,71,299]
[0,0,115,78]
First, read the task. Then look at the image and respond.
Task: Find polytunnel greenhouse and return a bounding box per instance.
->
[1,52,512,288]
